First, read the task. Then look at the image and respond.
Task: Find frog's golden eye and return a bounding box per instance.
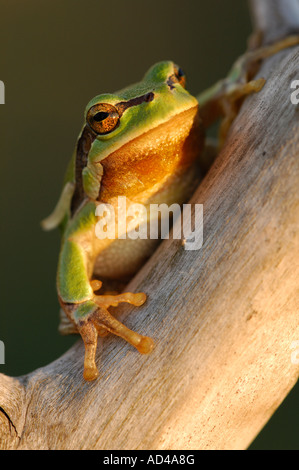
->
[87,103,120,135]
[174,65,186,88]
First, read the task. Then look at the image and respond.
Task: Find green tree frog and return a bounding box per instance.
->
[42,36,299,381]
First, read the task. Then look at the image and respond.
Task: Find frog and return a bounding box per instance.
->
[41,35,299,381]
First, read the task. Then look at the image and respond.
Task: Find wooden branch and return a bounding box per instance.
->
[250,0,299,43]
[1,0,299,450]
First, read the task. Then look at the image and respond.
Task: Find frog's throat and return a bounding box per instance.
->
[80,102,201,202]
[97,105,203,202]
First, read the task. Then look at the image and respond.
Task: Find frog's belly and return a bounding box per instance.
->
[93,160,201,280]
[93,236,159,280]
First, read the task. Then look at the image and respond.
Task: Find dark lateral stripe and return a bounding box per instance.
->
[71,125,97,214]
[115,91,154,116]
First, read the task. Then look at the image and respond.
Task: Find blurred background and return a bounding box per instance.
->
[0,0,298,449]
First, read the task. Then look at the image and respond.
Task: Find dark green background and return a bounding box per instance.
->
[0,0,298,450]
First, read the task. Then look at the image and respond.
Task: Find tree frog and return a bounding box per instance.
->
[42,36,299,381]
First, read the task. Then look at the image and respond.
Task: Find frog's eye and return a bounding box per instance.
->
[86,103,120,135]
[174,65,186,88]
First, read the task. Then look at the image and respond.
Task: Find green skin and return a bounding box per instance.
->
[44,61,198,307]
[43,59,258,309]
[41,36,298,380]
[41,61,207,380]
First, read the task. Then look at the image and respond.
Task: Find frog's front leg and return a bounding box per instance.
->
[58,209,154,381]
[61,293,153,381]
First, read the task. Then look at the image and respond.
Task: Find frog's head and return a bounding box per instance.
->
[77,61,204,202]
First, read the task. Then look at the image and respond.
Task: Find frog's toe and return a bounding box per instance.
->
[77,321,100,382]
[93,291,147,308]
[83,364,99,382]
[93,305,154,355]
[135,335,155,354]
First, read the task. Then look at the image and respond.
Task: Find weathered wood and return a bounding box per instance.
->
[1,0,299,450]
[250,0,299,43]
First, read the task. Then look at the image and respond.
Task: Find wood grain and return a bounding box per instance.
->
[1,0,299,450]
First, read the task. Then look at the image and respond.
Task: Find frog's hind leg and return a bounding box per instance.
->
[197,35,299,147]
[217,78,265,146]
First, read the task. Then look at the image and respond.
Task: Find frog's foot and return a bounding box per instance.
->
[218,35,299,142]
[198,74,266,147]
[69,292,154,381]
[197,35,299,146]
[217,77,265,146]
